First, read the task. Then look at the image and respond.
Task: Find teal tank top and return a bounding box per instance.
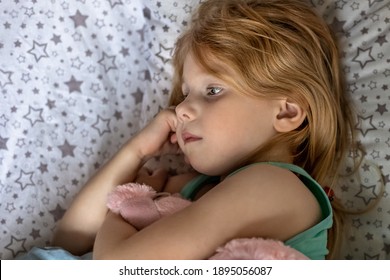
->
[180,162,333,260]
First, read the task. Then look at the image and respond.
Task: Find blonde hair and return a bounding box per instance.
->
[170,0,356,257]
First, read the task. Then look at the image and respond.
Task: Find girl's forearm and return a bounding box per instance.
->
[52,110,178,255]
[51,140,145,255]
[93,211,138,259]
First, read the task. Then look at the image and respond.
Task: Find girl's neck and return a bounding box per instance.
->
[220,144,294,180]
[248,142,294,165]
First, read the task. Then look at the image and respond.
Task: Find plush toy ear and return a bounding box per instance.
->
[273,99,306,133]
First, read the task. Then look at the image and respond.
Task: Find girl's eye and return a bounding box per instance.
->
[207,87,223,96]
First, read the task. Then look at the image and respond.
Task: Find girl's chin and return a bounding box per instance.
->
[184,153,225,176]
[184,156,203,173]
[184,155,190,165]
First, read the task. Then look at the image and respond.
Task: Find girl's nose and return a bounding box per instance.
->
[175,97,196,122]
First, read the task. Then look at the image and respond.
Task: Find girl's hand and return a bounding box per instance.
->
[131,109,181,161]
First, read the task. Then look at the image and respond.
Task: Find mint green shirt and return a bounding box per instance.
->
[180,162,333,260]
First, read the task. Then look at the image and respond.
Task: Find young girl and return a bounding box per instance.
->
[47,0,355,260]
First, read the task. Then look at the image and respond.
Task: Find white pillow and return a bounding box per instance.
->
[311,0,390,259]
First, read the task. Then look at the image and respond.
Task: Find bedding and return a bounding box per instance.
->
[0,0,389,260]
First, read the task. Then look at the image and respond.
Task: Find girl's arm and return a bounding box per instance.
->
[93,164,322,260]
[51,110,179,256]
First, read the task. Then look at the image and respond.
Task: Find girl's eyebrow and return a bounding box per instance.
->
[182,74,225,86]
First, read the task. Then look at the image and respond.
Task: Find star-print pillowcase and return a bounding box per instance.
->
[311,0,390,259]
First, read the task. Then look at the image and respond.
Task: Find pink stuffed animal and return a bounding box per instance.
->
[107,183,309,260]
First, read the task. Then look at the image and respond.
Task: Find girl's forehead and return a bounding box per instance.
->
[182,56,224,86]
[182,51,234,80]
[182,54,208,78]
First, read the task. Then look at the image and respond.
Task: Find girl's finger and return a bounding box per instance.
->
[170,132,178,144]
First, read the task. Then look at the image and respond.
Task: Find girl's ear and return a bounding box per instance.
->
[274,99,306,133]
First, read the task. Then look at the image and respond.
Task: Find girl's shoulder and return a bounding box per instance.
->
[225,162,324,202]
[219,162,310,194]
[221,163,316,208]
[202,163,323,241]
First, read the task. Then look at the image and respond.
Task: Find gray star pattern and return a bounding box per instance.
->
[69,10,89,28]
[57,140,77,158]
[64,75,83,93]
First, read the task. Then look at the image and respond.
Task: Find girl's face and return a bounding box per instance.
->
[175,54,280,176]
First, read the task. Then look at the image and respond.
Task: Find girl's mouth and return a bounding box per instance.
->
[181,132,202,144]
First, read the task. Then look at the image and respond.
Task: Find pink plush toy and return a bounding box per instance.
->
[107,183,309,260]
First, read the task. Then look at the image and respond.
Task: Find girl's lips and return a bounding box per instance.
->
[181,132,202,144]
